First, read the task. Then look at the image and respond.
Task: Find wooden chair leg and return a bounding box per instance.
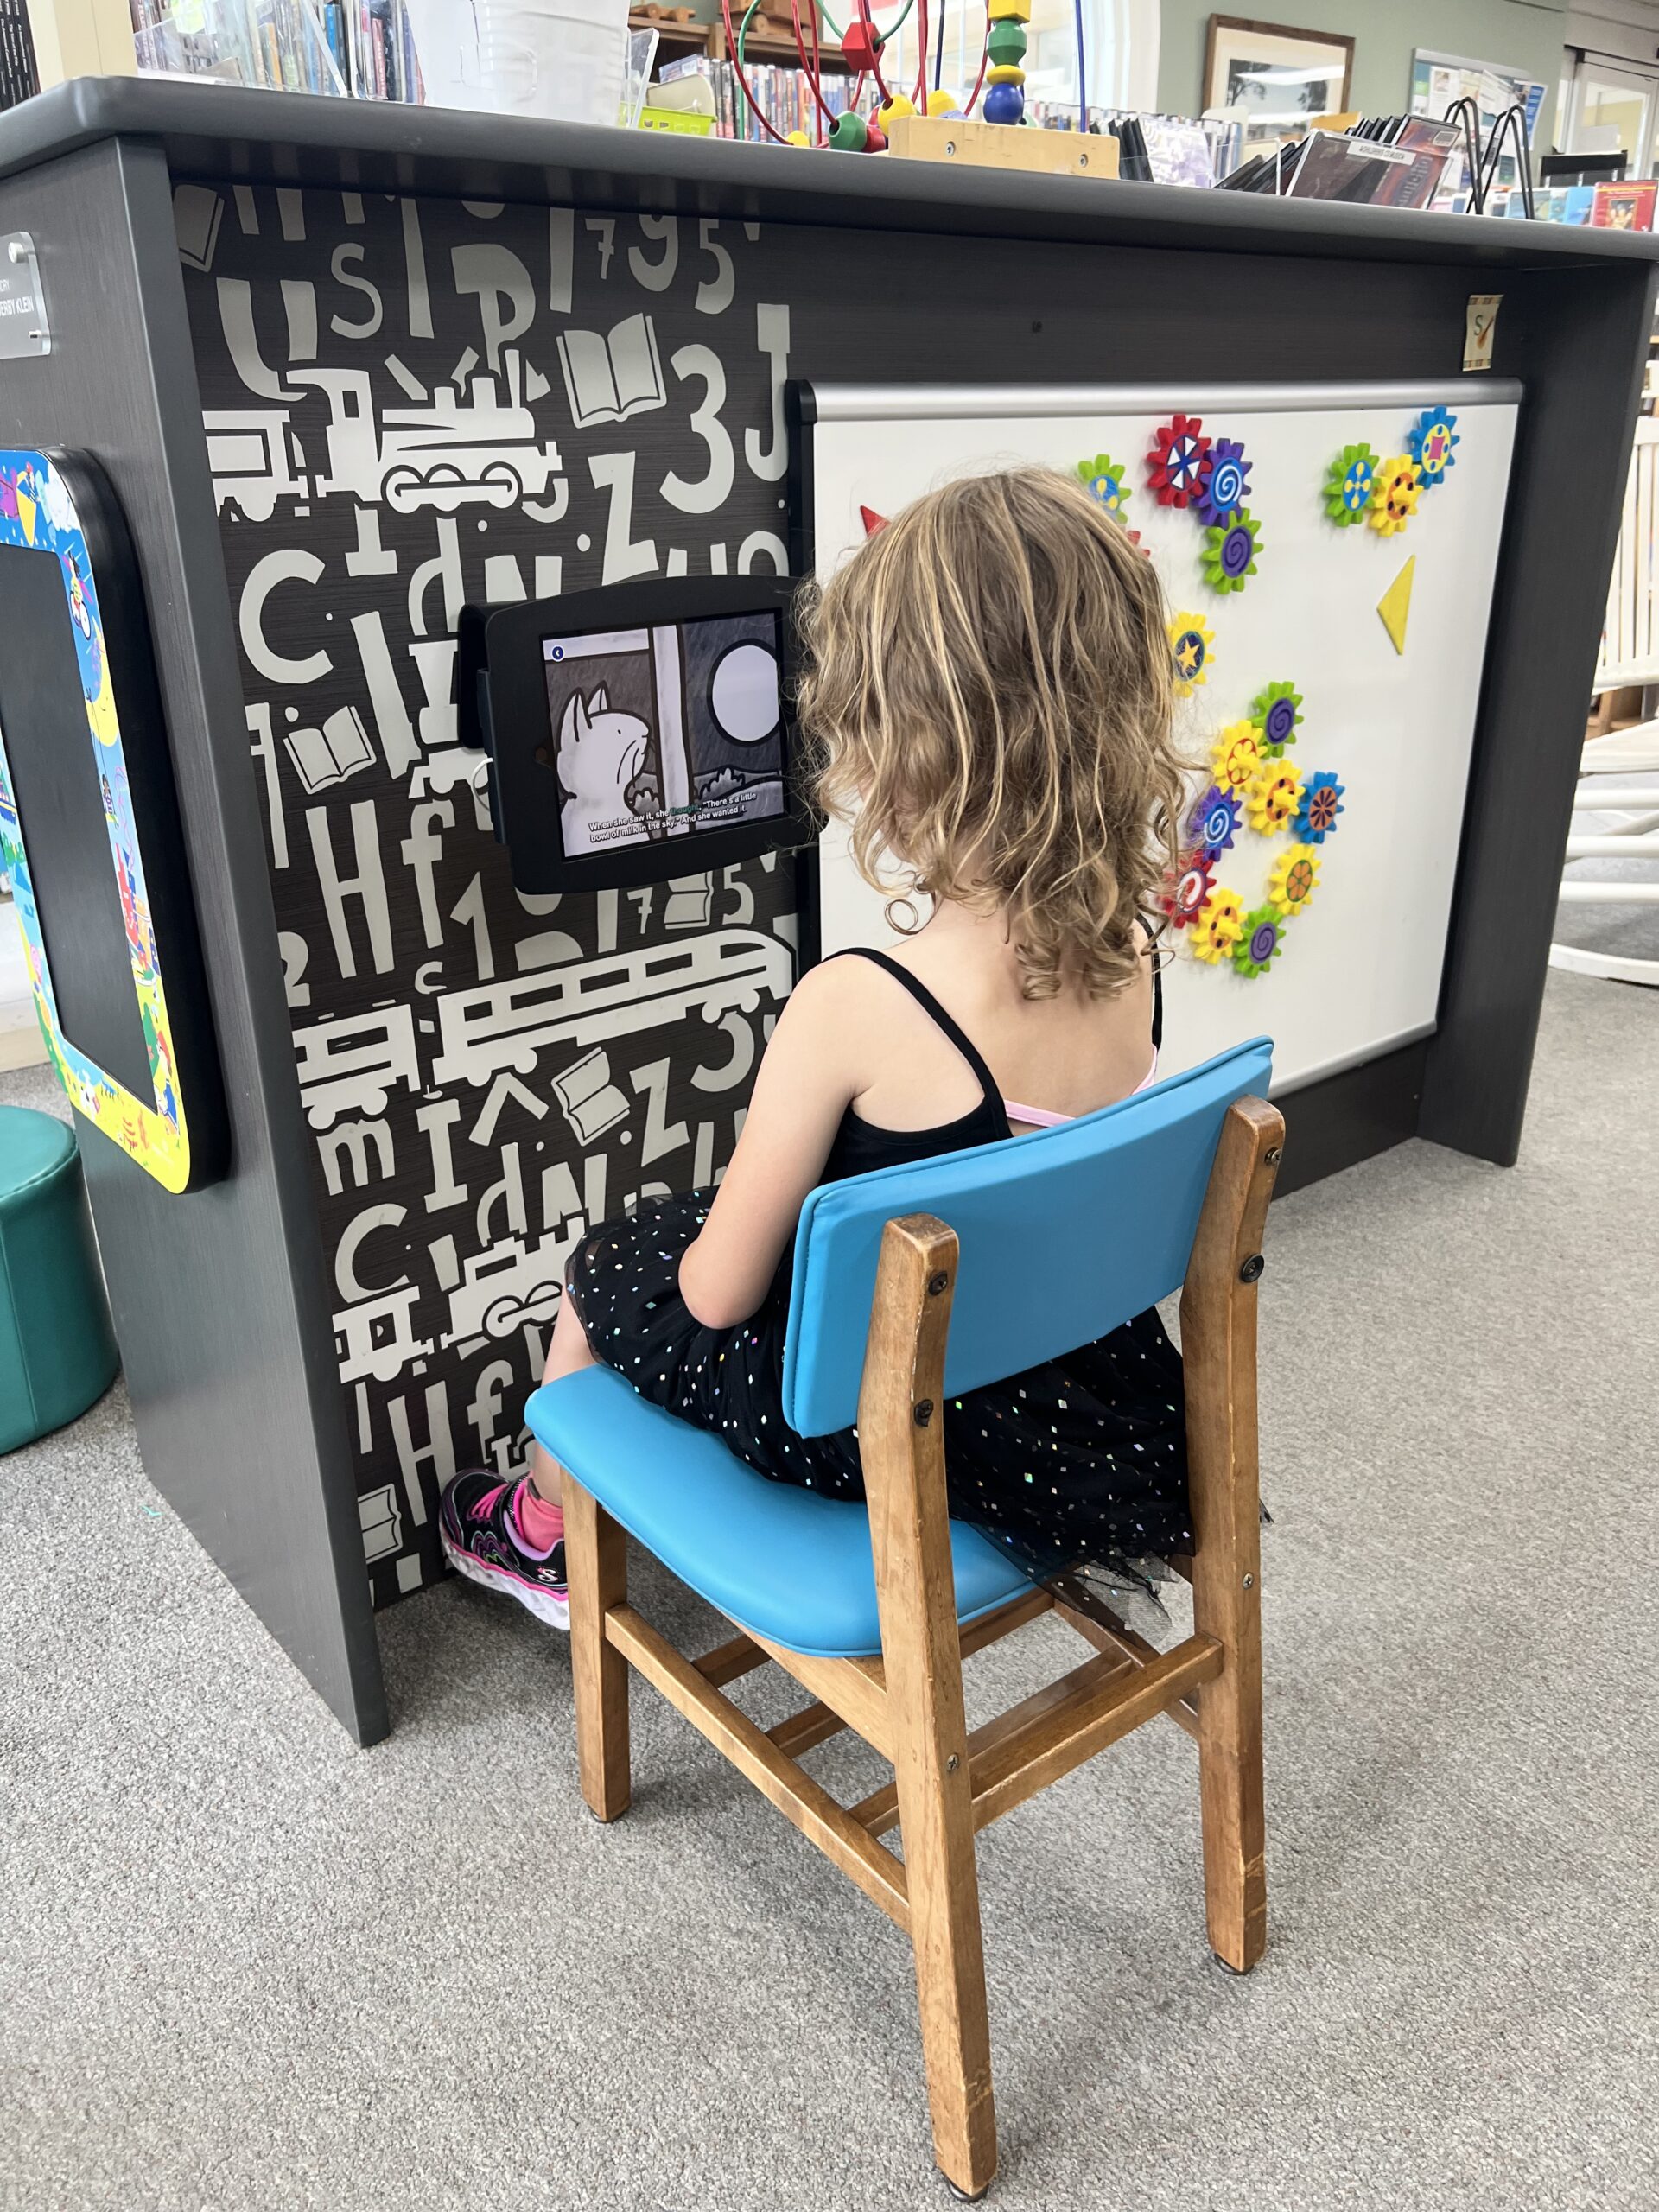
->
[563,1474,631,1821]
[892,1698,996,2197]
[1190,1492,1266,1972]
[861,1217,996,2197]
[1181,1097,1281,1975]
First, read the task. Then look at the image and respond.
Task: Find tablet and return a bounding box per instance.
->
[475,576,815,893]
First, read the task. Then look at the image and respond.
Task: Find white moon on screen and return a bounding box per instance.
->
[710,641,781,743]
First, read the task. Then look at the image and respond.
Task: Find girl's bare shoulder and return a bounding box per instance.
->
[772,950,892,1059]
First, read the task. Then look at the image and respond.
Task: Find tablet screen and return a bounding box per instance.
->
[542,610,786,862]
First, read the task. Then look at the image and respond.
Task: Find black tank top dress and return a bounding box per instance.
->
[563,950,1191,1605]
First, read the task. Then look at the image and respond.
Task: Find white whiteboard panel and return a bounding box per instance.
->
[805,383,1519,1095]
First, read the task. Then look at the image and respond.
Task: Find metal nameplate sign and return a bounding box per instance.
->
[0,232,48,359]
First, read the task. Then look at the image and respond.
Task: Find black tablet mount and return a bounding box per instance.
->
[461,575,816,895]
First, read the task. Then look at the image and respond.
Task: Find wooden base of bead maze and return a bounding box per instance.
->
[884,114,1118,178]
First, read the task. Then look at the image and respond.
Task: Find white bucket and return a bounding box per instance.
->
[403,0,629,126]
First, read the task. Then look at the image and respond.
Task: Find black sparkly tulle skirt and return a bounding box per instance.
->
[564,1190,1193,1611]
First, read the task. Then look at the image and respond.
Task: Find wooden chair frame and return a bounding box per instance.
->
[563,1096,1283,2198]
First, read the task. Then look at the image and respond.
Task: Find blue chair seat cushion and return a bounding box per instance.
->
[525,1367,1033,1659]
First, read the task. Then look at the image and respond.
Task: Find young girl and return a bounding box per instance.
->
[441,467,1193,1630]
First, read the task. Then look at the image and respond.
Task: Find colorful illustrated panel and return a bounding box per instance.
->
[0,449,200,1192]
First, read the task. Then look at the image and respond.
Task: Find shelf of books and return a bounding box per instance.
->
[129,0,424,102]
[658,48,853,139]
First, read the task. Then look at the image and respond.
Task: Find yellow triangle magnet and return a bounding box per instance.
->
[1377,556,1414,654]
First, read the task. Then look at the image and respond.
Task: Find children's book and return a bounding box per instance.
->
[1591,181,1658,231]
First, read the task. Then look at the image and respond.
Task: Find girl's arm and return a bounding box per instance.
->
[677,958,868,1331]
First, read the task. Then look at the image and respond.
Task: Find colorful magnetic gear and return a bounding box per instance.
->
[1201,506,1263,594]
[1407,405,1459,491]
[1194,436,1252,529]
[1244,758,1305,835]
[1268,842,1320,914]
[1189,782,1243,858]
[1323,443,1377,526]
[1370,455,1422,537]
[1211,721,1263,793]
[1250,680,1302,756]
[1147,415,1211,508]
[1233,905,1288,980]
[1163,849,1216,930]
[1294,770,1345,843]
[1077,452,1131,521]
[1168,612,1215,697]
[1188,887,1245,965]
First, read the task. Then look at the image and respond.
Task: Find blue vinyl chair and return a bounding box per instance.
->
[528,1037,1281,2199]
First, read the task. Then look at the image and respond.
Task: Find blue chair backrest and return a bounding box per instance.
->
[781,1036,1273,1439]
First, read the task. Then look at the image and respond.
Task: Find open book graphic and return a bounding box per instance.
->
[556,315,667,427]
[285,706,376,795]
[552,1046,631,1145]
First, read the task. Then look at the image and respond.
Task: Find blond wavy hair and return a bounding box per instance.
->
[798,467,1187,1001]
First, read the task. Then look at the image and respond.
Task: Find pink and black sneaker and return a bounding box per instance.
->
[440,1471,569,1631]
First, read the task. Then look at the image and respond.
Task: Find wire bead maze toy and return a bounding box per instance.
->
[718,0,1072,148]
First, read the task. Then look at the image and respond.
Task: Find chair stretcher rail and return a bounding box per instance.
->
[605,1604,912,1929]
[851,1634,1221,1838]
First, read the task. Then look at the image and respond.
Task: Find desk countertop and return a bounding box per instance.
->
[6,75,1659,274]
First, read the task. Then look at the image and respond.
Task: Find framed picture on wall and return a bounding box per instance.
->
[1204,16,1356,124]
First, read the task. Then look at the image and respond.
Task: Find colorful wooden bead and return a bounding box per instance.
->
[926,87,960,116]
[982,81,1025,124]
[986,21,1027,63]
[829,109,868,151]
[840,20,882,70]
[879,93,917,130]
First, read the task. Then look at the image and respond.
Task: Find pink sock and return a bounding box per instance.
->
[511,1478,564,1558]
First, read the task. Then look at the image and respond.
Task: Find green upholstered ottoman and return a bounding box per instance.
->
[0,1106,118,1453]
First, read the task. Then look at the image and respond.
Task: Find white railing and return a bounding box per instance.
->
[1550,720,1659,985]
[1597,416,1659,694]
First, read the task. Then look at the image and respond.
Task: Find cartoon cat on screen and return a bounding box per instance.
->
[556,685,652,855]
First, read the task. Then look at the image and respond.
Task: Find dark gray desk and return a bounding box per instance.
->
[1,79,1650,1742]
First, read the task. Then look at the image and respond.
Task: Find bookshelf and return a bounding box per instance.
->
[627,10,712,70]
[715,23,850,69]
[24,0,848,105]
[16,0,424,99]
[124,0,422,100]
[632,11,854,83]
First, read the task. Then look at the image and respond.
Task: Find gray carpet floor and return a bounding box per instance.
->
[3,968,1656,2212]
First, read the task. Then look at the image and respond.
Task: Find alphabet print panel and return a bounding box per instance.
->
[181,187,799,1606]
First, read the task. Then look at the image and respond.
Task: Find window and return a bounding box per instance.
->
[877,0,1155,122]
